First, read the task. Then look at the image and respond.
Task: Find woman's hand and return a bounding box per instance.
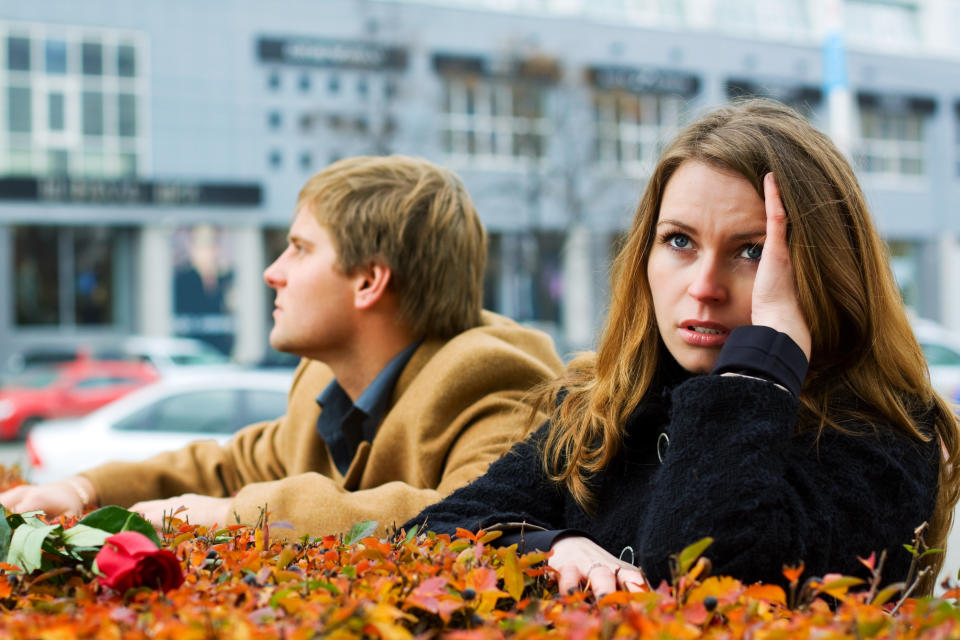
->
[548,536,647,597]
[751,173,811,360]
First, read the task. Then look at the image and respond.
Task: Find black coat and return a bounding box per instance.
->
[409,369,939,588]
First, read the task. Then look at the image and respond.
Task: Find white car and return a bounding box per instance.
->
[911,317,960,406]
[26,369,293,485]
[96,336,235,373]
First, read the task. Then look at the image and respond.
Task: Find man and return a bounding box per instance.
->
[1,156,564,539]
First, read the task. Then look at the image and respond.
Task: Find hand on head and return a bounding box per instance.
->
[751,173,812,360]
[548,535,647,598]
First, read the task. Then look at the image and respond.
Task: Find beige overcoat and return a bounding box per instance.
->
[82,311,564,539]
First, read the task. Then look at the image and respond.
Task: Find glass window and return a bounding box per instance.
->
[82,91,104,136]
[269,150,282,168]
[299,73,310,92]
[151,390,237,433]
[241,389,288,425]
[921,343,960,367]
[594,90,682,175]
[81,41,103,75]
[118,93,136,137]
[7,36,30,71]
[357,76,368,98]
[48,93,65,131]
[48,149,69,175]
[268,71,280,90]
[440,75,549,167]
[268,111,281,129]
[8,87,32,133]
[299,151,312,171]
[119,152,137,177]
[117,44,136,77]
[846,0,920,48]
[328,74,340,94]
[855,107,926,177]
[74,227,116,325]
[45,40,67,74]
[14,226,60,326]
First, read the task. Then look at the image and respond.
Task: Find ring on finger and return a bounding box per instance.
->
[586,561,611,575]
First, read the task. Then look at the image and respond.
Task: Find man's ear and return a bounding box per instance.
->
[353,261,392,310]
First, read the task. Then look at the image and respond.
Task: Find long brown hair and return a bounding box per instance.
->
[540,99,960,593]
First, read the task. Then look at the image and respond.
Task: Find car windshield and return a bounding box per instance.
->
[4,368,60,389]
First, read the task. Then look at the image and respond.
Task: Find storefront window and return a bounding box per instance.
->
[14,227,60,326]
[483,230,564,328]
[74,228,116,325]
[13,226,124,327]
[172,225,236,355]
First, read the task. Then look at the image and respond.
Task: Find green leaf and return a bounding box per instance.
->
[0,506,12,562]
[79,506,161,546]
[871,582,905,607]
[343,520,378,546]
[7,523,61,573]
[677,537,714,575]
[403,524,418,545]
[61,524,113,549]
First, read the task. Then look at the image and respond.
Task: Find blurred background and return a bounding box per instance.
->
[0,0,959,528]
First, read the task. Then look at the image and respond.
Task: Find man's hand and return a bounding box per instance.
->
[0,476,96,517]
[549,535,647,598]
[131,494,233,529]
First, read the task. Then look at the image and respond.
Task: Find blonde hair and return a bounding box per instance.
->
[297,155,487,338]
[540,99,960,594]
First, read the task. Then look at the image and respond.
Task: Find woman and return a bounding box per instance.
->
[408,99,960,597]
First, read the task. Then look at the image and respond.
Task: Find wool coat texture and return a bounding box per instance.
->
[82,311,565,540]
[410,364,940,588]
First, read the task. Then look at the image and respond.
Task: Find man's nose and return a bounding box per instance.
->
[687,255,727,304]
[263,256,285,288]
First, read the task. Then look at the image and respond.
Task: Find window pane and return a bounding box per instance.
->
[7,36,30,71]
[48,93,65,131]
[8,87,31,133]
[74,227,116,325]
[81,41,103,75]
[119,152,137,177]
[45,40,67,74]
[242,390,287,424]
[153,390,236,433]
[117,44,135,77]
[118,93,136,137]
[14,226,60,326]
[82,91,104,136]
[48,149,68,175]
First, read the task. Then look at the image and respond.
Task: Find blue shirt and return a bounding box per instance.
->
[315,340,421,475]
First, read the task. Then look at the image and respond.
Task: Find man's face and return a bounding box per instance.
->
[263,207,358,361]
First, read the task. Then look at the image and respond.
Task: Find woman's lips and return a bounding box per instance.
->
[678,320,731,348]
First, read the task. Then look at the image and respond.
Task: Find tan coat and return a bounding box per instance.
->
[83,312,563,539]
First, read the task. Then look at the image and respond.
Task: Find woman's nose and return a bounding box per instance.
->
[687,256,727,304]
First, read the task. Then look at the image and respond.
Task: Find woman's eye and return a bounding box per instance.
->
[668,234,691,249]
[740,244,763,260]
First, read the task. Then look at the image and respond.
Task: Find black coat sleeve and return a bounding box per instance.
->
[633,374,939,586]
[404,422,568,539]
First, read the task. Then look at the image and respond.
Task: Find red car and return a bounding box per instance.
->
[0,357,159,440]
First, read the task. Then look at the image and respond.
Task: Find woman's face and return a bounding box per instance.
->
[646,160,767,373]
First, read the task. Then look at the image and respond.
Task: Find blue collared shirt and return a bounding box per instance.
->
[315,340,421,475]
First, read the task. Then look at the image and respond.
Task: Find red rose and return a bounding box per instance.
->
[94,531,184,593]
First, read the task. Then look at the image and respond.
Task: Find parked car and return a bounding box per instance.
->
[94,336,233,373]
[0,357,160,440]
[911,316,960,403]
[26,369,293,485]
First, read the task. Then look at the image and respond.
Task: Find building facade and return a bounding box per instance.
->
[1,0,959,366]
